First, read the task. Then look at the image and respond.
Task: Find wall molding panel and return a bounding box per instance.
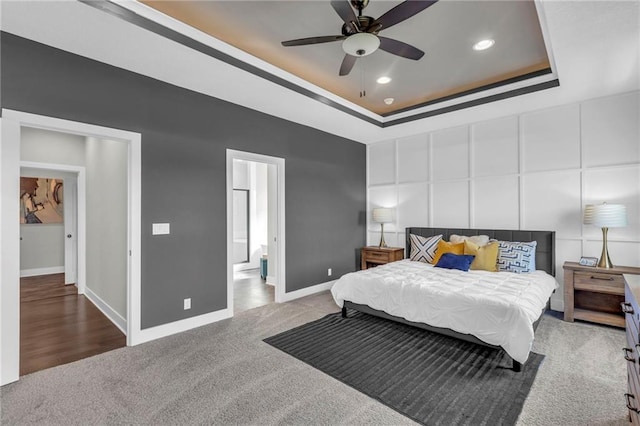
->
[367,90,640,311]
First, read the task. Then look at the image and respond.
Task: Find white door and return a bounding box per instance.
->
[64,175,78,285]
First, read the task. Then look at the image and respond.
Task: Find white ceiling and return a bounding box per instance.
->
[1,1,638,144]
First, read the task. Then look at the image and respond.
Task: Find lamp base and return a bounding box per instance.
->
[597,227,614,269]
[378,223,387,248]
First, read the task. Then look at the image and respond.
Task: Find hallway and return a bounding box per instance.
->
[20,273,126,376]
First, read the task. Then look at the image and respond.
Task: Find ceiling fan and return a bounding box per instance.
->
[281,0,438,76]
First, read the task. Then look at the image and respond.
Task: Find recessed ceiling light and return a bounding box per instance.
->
[473,39,495,51]
[376,76,392,84]
[384,98,394,105]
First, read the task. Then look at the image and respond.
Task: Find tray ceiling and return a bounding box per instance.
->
[141,0,554,119]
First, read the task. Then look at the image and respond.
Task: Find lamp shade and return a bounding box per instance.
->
[372,208,393,223]
[583,203,627,228]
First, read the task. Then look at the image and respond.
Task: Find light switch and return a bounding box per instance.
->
[152,223,170,235]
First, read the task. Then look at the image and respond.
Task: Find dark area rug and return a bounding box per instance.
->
[264,310,544,425]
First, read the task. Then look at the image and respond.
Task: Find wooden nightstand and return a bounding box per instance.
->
[563,261,640,328]
[361,246,404,270]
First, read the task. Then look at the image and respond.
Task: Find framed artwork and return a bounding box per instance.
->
[20,177,64,224]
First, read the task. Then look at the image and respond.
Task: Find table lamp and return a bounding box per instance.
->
[583,202,627,268]
[372,208,393,248]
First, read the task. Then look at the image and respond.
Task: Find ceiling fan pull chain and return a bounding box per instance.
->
[360,63,365,98]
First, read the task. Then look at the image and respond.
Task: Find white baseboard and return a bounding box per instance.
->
[20,266,64,278]
[280,279,336,303]
[131,308,232,346]
[266,275,276,286]
[84,287,127,334]
[130,280,333,347]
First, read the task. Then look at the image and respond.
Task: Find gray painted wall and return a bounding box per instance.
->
[85,137,128,318]
[2,33,366,329]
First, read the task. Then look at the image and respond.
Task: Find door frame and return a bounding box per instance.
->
[0,110,142,385]
[226,149,286,310]
[19,162,86,292]
[63,171,78,286]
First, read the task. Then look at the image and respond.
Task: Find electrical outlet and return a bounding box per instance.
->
[328,268,332,276]
[184,298,191,310]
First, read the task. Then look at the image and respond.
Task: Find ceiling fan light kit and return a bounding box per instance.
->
[281,0,435,76]
[342,32,380,56]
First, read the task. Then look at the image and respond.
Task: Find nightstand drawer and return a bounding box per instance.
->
[364,250,391,262]
[360,247,404,270]
[574,271,625,294]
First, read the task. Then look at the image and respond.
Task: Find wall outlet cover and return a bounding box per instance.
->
[184,298,191,310]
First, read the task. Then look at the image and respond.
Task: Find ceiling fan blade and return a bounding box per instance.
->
[371,0,438,32]
[281,35,346,47]
[331,0,358,26]
[339,54,357,76]
[378,36,425,60]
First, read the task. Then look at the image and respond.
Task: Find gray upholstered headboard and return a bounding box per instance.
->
[405,227,556,276]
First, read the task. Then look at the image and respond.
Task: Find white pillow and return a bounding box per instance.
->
[449,234,490,246]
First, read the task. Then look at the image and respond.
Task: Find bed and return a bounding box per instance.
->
[331,227,557,371]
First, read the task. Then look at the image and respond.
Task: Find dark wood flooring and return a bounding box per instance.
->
[20,274,126,376]
[234,268,274,313]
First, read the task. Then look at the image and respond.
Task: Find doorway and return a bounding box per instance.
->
[226,150,286,315]
[17,131,130,375]
[0,110,142,386]
[232,160,274,312]
[19,165,80,287]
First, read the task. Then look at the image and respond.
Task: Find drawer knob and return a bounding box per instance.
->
[622,302,635,315]
[624,348,636,363]
[626,393,640,412]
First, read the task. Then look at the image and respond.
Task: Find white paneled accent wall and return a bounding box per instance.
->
[367,91,640,311]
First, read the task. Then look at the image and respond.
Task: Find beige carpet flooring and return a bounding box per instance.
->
[1,291,627,425]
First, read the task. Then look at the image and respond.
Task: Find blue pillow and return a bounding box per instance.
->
[435,253,475,271]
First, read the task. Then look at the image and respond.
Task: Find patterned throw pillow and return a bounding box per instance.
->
[409,234,442,263]
[497,241,537,273]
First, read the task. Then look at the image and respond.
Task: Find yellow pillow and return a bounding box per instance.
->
[431,240,464,265]
[464,240,499,272]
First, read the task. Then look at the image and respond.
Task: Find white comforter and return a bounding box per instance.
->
[330,259,558,363]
